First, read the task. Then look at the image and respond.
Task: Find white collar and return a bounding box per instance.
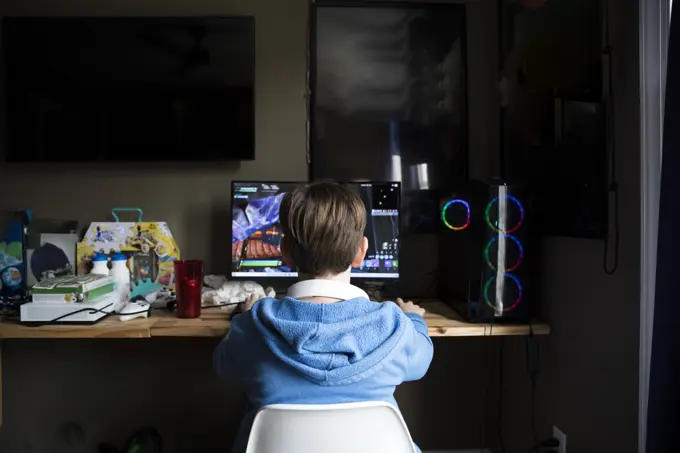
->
[287,279,369,301]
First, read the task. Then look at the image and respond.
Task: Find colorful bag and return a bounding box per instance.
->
[76,208,180,288]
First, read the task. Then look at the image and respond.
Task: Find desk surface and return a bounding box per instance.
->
[0,301,549,339]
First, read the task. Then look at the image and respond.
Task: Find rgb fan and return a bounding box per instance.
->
[440,199,470,231]
[483,194,525,312]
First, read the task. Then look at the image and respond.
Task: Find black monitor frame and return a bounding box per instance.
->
[228,180,401,288]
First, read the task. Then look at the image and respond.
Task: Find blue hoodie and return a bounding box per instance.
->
[213,294,434,453]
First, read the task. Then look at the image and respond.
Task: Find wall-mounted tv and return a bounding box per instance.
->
[1,16,255,162]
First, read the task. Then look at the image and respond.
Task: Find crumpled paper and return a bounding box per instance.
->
[202,276,276,314]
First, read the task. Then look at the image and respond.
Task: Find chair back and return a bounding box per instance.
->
[245,401,417,453]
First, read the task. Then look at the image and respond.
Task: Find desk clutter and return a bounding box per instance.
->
[0,201,550,338]
[0,205,282,325]
[0,207,253,325]
[1,181,543,329]
[22,274,116,323]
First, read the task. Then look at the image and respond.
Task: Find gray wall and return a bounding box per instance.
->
[502,1,641,452]
[0,0,640,452]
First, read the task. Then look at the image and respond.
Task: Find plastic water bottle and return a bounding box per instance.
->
[90,252,109,275]
[110,252,130,312]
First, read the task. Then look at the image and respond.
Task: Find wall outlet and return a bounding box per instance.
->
[553,425,567,453]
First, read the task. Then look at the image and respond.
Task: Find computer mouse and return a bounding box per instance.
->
[119,301,151,322]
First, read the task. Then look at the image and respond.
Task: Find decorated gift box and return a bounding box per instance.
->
[76,208,180,288]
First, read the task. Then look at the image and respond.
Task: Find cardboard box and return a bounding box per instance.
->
[76,221,180,288]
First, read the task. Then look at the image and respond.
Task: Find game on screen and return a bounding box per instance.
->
[230,181,400,279]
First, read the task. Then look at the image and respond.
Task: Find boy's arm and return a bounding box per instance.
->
[213,314,247,381]
[213,295,259,381]
[402,312,434,382]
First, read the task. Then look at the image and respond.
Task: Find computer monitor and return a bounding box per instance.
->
[230,181,400,280]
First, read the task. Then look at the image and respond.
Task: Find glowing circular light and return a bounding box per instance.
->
[484,234,524,272]
[483,273,523,312]
[484,195,524,234]
[441,199,470,231]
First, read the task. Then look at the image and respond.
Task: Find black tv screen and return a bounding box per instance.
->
[309,4,467,234]
[1,16,255,162]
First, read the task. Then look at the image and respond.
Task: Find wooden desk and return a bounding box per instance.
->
[0,301,549,427]
[0,301,549,339]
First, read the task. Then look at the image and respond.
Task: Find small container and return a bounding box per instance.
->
[110,252,130,311]
[174,260,203,319]
[90,252,109,276]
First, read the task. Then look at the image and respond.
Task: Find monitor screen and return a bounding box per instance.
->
[2,16,255,162]
[231,181,400,279]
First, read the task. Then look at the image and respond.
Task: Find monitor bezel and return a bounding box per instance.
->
[228,180,401,285]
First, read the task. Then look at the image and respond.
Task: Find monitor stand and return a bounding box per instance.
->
[354,280,401,302]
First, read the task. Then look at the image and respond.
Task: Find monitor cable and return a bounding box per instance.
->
[19,300,243,327]
[497,338,506,453]
[479,321,497,453]
[525,323,542,453]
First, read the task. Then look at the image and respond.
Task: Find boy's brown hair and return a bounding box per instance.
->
[279,181,367,277]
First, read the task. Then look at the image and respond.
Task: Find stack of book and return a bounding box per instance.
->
[21,274,117,324]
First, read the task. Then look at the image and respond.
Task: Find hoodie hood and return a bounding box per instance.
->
[250,297,408,386]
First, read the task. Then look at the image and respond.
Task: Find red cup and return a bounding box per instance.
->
[174,260,203,319]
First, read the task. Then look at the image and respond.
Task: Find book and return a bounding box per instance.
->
[31,274,116,303]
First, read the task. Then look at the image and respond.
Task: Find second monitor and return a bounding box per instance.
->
[231,181,400,280]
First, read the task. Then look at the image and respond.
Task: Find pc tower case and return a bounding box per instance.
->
[438,182,534,322]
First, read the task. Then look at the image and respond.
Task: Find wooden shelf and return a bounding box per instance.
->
[0,301,549,340]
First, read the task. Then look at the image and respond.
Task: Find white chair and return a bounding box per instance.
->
[245,401,417,453]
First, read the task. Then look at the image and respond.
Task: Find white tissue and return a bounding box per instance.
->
[201,279,276,314]
[204,274,228,289]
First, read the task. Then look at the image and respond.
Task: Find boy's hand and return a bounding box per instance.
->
[242,293,258,312]
[395,298,426,317]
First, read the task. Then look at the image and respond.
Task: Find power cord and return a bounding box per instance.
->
[530,375,538,449]
[20,300,243,327]
[525,323,542,453]
[479,322,495,453]
[497,338,506,453]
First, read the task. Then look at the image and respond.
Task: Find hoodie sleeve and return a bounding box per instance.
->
[402,312,434,382]
[213,313,248,382]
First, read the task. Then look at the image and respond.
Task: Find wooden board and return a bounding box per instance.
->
[151,310,231,338]
[0,316,154,339]
[0,301,549,339]
[423,302,550,337]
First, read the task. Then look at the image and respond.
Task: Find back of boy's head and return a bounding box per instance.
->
[279,182,367,277]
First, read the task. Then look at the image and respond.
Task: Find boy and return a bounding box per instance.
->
[214,181,434,453]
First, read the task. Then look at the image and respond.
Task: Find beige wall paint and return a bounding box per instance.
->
[0,1,496,452]
[0,1,641,453]
[0,0,309,275]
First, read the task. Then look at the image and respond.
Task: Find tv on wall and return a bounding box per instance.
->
[2,16,255,162]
